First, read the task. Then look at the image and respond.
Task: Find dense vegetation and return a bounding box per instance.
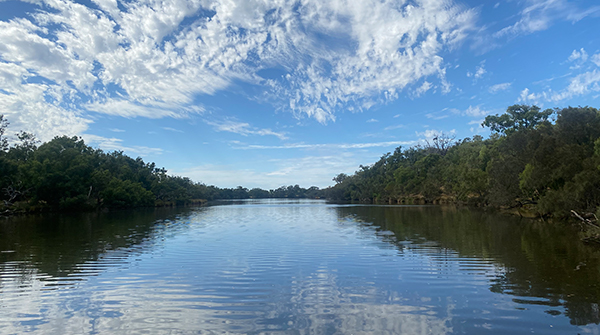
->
[325,105,600,220]
[3,104,600,221]
[0,115,322,213]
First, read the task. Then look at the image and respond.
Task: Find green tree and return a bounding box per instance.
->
[445,136,488,202]
[101,178,154,208]
[555,106,600,147]
[333,173,349,184]
[482,105,553,134]
[20,136,98,210]
[8,131,39,162]
[249,188,270,198]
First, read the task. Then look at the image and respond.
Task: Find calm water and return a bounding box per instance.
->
[1,199,600,334]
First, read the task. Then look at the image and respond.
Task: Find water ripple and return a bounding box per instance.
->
[0,200,597,334]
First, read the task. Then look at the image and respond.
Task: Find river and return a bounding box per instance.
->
[1,199,599,334]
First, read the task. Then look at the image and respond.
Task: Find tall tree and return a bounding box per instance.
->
[482,105,553,134]
[8,131,39,162]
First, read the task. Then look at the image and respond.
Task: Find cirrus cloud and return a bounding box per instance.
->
[519,47,600,104]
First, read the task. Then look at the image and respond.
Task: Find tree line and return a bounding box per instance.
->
[324,105,600,220]
[0,115,322,213]
[3,104,600,220]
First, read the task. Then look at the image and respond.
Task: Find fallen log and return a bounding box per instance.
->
[571,210,600,228]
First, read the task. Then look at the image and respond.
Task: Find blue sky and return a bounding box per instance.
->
[0,0,599,189]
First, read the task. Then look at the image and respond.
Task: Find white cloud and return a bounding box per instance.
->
[415,129,456,142]
[448,105,488,118]
[568,48,589,69]
[467,63,486,79]
[519,68,600,104]
[412,81,432,97]
[264,0,476,123]
[516,47,600,104]
[383,124,405,131]
[177,154,362,188]
[176,138,418,188]
[231,140,415,151]
[468,119,485,133]
[472,2,600,55]
[518,88,543,104]
[0,17,96,89]
[548,69,600,102]
[494,0,600,39]
[205,119,288,140]
[475,66,487,78]
[425,113,449,120]
[592,53,600,67]
[0,0,477,140]
[469,124,485,134]
[568,48,588,62]
[83,134,164,157]
[463,105,489,117]
[488,82,511,93]
[366,119,378,123]
[85,98,202,119]
[0,83,91,142]
[162,127,184,133]
[565,3,600,21]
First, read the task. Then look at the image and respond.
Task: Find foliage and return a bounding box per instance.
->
[325,105,600,220]
[482,104,554,134]
[0,115,323,212]
[4,103,600,220]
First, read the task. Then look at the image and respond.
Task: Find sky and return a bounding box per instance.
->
[0,0,599,189]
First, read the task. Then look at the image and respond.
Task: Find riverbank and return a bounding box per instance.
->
[324,106,600,225]
[340,194,600,244]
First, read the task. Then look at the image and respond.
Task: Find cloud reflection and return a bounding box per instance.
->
[0,264,452,334]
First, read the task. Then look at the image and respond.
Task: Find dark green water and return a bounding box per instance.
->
[1,199,599,334]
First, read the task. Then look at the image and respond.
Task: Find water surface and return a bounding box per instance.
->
[1,199,599,334]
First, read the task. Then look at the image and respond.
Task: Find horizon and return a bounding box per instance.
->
[1,0,599,189]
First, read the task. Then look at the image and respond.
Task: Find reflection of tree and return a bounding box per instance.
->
[335,205,600,326]
[0,207,194,279]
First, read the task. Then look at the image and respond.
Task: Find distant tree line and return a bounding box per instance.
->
[0,115,322,213]
[324,105,600,220]
[213,185,323,200]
